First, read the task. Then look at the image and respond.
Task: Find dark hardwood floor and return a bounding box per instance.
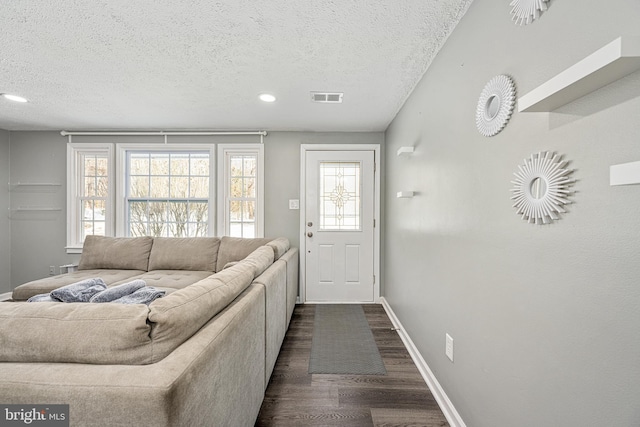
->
[256,304,449,427]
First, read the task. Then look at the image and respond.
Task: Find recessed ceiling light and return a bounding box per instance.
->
[1,93,28,103]
[259,93,276,103]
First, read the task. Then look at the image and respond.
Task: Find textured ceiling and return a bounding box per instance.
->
[0,1,473,132]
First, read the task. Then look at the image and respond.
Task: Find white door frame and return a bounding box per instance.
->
[299,144,381,304]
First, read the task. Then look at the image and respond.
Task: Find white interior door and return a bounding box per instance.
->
[304,150,375,302]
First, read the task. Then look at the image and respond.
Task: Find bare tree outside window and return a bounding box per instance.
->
[228,154,257,237]
[81,154,108,240]
[127,152,210,237]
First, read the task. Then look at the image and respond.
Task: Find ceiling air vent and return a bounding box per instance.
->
[311,92,343,103]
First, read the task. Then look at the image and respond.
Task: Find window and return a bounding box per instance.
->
[218,144,264,238]
[319,161,361,231]
[125,150,211,237]
[82,154,109,236]
[117,144,214,238]
[67,144,114,252]
[67,142,263,253]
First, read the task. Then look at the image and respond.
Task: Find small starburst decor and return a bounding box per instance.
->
[511,152,575,224]
[476,75,516,137]
[510,0,550,26]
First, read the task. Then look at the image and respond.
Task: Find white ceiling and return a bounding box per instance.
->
[0,1,473,132]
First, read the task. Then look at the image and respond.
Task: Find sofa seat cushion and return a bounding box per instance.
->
[79,236,153,271]
[0,302,153,364]
[11,270,146,301]
[131,270,213,290]
[148,237,220,271]
[215,237,272,272]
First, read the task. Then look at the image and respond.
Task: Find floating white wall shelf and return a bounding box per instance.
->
[8,182,61,191]
[396,191,414,198]
[396,146,415,156]
[610,161,640,186]
[8,207,62,219]
[518,36,640,112]
[9,207,62,212]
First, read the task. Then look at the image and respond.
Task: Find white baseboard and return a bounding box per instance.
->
[0,292,12,301]
[380,297,466,427]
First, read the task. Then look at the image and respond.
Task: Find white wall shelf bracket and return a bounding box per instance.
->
[397,191,415,198]
[610,161,640,186]
[397,146,415,156]
[518,36,640,112]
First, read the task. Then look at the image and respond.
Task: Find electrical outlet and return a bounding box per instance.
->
[49,265,56,276]
[445,333,454,362]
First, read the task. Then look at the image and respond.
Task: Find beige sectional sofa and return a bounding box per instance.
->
[0,235,299,426]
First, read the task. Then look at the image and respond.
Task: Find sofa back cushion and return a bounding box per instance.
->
[1,261,259,365]
[266,237,290,261]
[240,246,275,278]
[148,237,220,271]
[215,236,273,272]
[0,302,153,364]
[148,261,256,360]
[78,236,153,271]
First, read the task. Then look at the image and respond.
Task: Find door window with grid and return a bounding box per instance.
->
[319,161,362,231]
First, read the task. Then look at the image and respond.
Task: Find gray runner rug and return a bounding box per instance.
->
[308,304,387,375]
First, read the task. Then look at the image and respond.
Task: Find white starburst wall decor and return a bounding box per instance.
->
[510,0,550,26]
[510,151,575,225]
[476,75,516,137]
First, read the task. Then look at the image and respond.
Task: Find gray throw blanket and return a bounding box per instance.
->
[26,278,108,303]
[89,279,147,303]
[27,278,165,305]
[50,278,107,302]
[111,286,165,305]
[26,293,56,303]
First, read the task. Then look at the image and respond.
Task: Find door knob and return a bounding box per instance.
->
[307,232,313,237]
[307,222,313,227]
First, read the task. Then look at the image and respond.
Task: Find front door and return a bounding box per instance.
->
[304,149,376,302]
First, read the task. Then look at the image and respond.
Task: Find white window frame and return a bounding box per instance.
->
[66,143,115,254]
[217,144,264,238]
[115,143,216,238]
[68,142,264,253]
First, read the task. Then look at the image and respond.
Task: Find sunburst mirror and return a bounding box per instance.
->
[510,151,575,225]
[510,0,550,25]
[475,75,516,137]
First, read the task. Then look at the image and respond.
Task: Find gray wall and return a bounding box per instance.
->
[9,132,69,287]
[384,1,640,426]
[0,130,10,292]
[7,131,383,288]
